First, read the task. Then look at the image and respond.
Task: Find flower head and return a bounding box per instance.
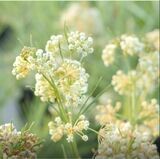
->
[96,123,159,159]
[120,35,144,56]
[68,31,94,57]
[60,3,104,35]
[102,43,117,67]
[112,70,137,95]
[45,35,64,55]
[146,29,159,51]
[48,114,89,143]
[12,47,36,79]
[138,99,159,136]
[0,123,41,159]
[96,100,121,125]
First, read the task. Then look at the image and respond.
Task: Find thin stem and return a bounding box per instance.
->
[76,77,103,120]
[88,128,100,136]
[131,86,136,125]
[80,84,112,115]
[42,73,68,122]
[61,144,67,159]
[58,42,64,61]
[70,140,80,159]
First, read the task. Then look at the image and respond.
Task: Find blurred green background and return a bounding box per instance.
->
[0,1,159,158]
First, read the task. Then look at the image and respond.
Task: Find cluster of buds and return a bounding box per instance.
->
[48,114,89,143]
[96,123,159,159]
[68,31,94,57]
[0,123,41,159]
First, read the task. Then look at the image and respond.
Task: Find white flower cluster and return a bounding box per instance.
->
[102,34,144,67]
[96,123,159,159]
[45,35,64,55]
[112,70,137,95]
[138,99,159,136]
[35,73,56,102]
[95,100,121,125]
[102,44,117,67]
[0,123,20,142]
[54,59,89,107]
[146,29,159,51]
[34,59,89,107]
[120,35,144,56]
[111,50,159,96]
[68,31,94,57]
[12,31,93,108]
[48,115,89,143]
[12,47,36,79]
[138,51,159,81]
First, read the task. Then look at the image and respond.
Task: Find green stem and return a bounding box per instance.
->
[42,74,68,122]
[131,87,136,125]
[70,140,80,159]
[61,144,67,159]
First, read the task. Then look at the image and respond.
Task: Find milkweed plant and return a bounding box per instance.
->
[0,29,158,158]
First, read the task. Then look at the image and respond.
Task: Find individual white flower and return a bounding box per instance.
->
[82,135,88,141]
[67,31,94,57]
[102,43,117,66]
[120,35,144,55]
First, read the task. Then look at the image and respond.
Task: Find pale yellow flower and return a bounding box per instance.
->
[146,29,160,51]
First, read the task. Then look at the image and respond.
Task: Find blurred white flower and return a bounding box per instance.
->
[120,35,144,55]
[60,3,104,35]
[146,29,159,51]
[102,43,117,66]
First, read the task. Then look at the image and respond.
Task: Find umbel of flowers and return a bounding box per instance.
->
[0,123,41,159]
[12,30,94,158]
[100,30,159,126]
[95,30,159,158]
